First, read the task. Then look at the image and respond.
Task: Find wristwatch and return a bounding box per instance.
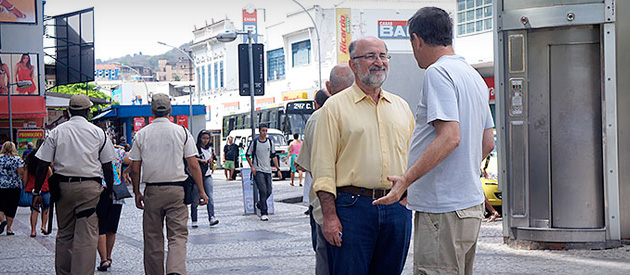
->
[32,190,40,196]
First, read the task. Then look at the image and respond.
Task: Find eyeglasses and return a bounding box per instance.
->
[351,53,391,62]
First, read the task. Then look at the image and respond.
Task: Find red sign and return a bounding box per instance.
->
[17,130,44,139]
[177,116,188,128]
[243,9,257,22]
[133,117,145,131]
[484,77,495,101]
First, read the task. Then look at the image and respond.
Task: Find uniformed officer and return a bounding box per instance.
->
[129,93,208,275]
[33,94,116,275]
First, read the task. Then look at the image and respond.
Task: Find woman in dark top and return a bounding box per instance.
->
[0,141,25,236]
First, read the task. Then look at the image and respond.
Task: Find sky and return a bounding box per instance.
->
[44,0,346,60]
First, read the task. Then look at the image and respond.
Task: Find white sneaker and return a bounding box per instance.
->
[209,216,219,226]
[260,215,269,221]
[191,221,198,228]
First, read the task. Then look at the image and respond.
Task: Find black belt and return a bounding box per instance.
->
[146,181,184,187]
[337,186,407,200]
[57,175,101,183]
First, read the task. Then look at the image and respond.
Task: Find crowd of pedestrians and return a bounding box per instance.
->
[0,6,497,275]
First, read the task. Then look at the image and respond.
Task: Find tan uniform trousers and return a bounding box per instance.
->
[55,180,103,275]
[414,203,484,275]
[143,185,188,275]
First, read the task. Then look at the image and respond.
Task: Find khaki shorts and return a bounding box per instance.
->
[414,203,483,275]
[224,160,235,169]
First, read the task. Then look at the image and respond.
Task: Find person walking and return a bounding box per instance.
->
[0,141,25,236]
[295,63,354,275]
[96,144,131,271]
[223,136,238,181]
[23,146,53,237]
[288,133,303,186]
[33,94,116,275]
[311,36,415,274]
[373,7,496,275]
[246,124,282,221]
[191,130,219,228]
[129,93,208,275]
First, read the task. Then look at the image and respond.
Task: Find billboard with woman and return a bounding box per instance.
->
[0,0,36,24]
[0,53,39,95]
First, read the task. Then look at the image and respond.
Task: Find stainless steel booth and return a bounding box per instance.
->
[495,0,630,248]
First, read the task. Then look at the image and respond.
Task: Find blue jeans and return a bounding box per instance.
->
[326,192,412,275]
[191,176,214,221]
[253,172,272,215]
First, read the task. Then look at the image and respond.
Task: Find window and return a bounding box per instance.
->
[197,67,202,91]
[208,64,212,90]
[267,48,285,80]
[292,40,311,67]
[456,0,492,36]
[214,63,218,89]
[220,61,224,88]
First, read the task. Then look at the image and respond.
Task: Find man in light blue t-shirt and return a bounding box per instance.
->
[373,7,495,275]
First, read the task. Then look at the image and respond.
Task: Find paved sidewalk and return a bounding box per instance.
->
[0,171,629,274]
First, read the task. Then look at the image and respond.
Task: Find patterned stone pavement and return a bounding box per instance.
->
[1,171,629,274]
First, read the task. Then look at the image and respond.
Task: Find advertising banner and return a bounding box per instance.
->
[133,117,145,131]
[241,168,274,215]
[17,129,43,156]
[0,53,39,95]
[378,20,410,39]
[282,91,307,101]
[176,115,188,128]
[336,8,351,63]
[242,9,258,43]
[484,77,496,102]
[0,0,36,24]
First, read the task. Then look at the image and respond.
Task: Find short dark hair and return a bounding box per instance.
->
[314,89,330,107]
[69,108,89,119]
[408,7,453,46]
[258,123,269,131]
[293,133,299,139]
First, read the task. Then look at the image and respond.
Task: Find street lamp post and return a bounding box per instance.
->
[113,62,149,104]
[216,30,257,143]
[6,81,33,142]
[157,41,196,132]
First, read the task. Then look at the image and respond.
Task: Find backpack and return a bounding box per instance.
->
[246,136,276,167]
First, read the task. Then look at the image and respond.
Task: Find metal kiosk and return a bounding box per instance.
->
[495,0,630,248]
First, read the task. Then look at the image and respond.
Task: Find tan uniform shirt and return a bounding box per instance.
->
[295,109,323,224]
[128,117,197,183]
[311,83,415,197]
[36,116,115,177]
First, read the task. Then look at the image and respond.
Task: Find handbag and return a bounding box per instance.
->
[112,182,132,200]
[18,187,31,207]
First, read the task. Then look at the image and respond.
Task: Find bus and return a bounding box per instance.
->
[221,99,315,141]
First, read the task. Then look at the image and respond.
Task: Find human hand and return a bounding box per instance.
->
[323,214,343,247]
[135,193,144,209]
[32,195,43,210]
[251,167,256,176]
[199,193,209,206]
[372,175,409,205]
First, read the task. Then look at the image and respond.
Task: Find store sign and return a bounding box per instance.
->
[223,102,240,112]
[336,8,351,63]
[242,9,258,43]
[378,20,410,39]
[282,91,308,101]
[133,117,145,131]
[484,77,496,102]
[17,129,44,156]
[177,116,188,128]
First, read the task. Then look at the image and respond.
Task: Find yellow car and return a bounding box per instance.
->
[481,176,502,212]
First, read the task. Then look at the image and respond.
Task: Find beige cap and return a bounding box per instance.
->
[151,93,171,112]
[68,94,93,110]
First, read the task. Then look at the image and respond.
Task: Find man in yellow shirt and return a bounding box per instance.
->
[311,36,415,274]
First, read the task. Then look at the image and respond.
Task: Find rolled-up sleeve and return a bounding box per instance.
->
[35,130,57,163]
[311,106,339,197]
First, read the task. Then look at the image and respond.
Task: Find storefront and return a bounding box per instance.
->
[0,96,47,144]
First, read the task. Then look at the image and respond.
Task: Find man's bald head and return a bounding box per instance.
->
[326,63,354,95]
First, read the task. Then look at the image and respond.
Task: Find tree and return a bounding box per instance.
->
[52,83,114,115]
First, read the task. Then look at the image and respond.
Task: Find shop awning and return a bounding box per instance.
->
[0,97,47,119]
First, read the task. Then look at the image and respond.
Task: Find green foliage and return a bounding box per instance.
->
[52,83,113,114]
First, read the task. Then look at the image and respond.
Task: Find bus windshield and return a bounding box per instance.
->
[285,113,310,137]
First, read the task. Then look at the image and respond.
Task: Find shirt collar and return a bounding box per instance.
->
[350,83,392,104]
[153,117,170,123]
[69,116,88,122]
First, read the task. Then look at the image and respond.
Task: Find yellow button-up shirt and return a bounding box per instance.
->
[311,83,415,197]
